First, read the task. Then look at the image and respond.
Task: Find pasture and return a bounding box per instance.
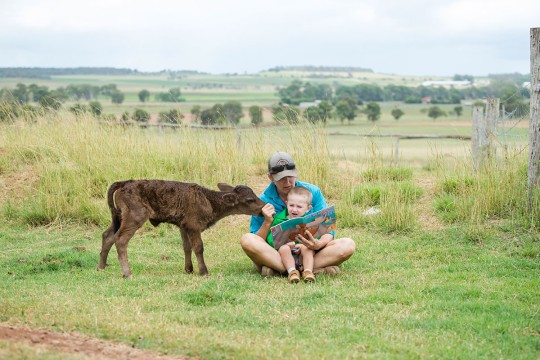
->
[0,72,538,359]
[0,108,540,359]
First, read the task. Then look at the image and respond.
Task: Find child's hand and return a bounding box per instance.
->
[261,203,276,222]
[296,231,325,251]
[286,241,296,249]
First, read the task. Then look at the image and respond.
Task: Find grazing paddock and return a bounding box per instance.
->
[0,115,538,359]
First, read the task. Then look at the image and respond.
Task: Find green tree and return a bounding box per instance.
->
[158,109,183,124]
[278,81,333,105]
[100,84,118,97]
[39,94,63,110]
[454,105,463,118]
[28,84,50,102]
[138,89,151,102]
[190,105,201,123]
[249,105,263,126]
[156,88,184,102]
[304,101,333,124]
[110,90,125,104]
[364,102,381,122]
[404,96,422,104]
[133,108,150,122]
[69,103,90,115]
[391,108,405,120]
[223,101,243,125]
[121,111,130,122]
[201,107,220,125]
[89,101,102,116]
[472,100,485,108]
[304,106,323,123]
[427,106,446,121]
[271,105,300,124]
[335,97,358,123]
[317,100,333,123]
[12,84,30,103]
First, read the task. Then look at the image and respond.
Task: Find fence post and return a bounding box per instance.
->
[394,137,400,163]
[471,105,484,168]
[528,27,540,204]
[472,98,499,169]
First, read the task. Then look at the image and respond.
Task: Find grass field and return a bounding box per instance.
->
[0,72,538,359]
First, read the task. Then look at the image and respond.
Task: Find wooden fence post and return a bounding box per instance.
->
[485,97,499,159]
[528,27,540,203]
[472,98,499,169]
[471,105,484,168]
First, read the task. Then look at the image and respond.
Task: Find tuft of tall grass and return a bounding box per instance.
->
[362,166,413,182]
[283,121,330,190]
[339,181,422,231]
[0,113,334,227]
[433,150,539,229]
[376,183,418,233]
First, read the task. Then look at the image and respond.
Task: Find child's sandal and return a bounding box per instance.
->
[302,270,316,282]
[288,269,301,283]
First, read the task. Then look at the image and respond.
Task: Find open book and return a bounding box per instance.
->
[270,205,336,250]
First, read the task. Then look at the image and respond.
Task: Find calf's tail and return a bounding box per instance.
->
[107,180,132,233]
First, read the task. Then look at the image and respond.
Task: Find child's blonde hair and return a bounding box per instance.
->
[288,186,312,204]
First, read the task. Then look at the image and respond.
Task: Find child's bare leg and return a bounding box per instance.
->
[297,244,314,271]
[278,245,296,271]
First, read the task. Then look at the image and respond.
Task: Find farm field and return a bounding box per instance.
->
[0,71,537,359]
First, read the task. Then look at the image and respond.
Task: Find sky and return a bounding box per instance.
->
[1,0,539,76]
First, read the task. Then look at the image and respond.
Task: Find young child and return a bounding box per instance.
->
[268,186,317,283]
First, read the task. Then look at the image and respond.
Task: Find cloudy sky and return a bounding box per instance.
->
[1,0,539,76]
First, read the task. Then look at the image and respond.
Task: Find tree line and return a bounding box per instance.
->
[0,67,138,78]
[0,72,530,126]
[278,76,529,105]
[0,83,186,107]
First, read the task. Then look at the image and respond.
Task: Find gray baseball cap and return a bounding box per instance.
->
[268,151,298,181]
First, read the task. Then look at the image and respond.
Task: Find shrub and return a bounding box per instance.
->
[158,109,183,124]
[133,108,150,122]
[89,101,102,116]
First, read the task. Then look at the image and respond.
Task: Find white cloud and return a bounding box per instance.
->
[435,0,539,34]
[0,0,537,74]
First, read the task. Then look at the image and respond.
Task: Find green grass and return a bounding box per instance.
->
[0,221,538,359]
[0,112,538,358]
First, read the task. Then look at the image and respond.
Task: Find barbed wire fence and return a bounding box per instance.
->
[497,85,530,154]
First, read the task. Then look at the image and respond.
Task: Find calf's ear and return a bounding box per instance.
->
[218,183,235,192]
[223,193,238,206]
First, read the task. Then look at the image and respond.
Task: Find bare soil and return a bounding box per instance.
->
[0,324,195,360]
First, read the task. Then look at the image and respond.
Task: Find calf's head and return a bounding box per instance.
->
[218,183,266,216]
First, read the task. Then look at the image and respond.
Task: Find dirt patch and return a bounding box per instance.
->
[0,324,195,360]
[414,176,445,231]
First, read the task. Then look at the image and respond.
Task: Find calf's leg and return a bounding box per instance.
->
[114,208,148,279]
[98,225,116,270]
[188,230,208,276]
[180,228,194,273]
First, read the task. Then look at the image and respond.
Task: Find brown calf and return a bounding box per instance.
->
[98,180,265,278]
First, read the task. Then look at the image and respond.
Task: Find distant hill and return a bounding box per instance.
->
[0,67,210,78]
[0,67,139,78]
[267,65,373,73]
